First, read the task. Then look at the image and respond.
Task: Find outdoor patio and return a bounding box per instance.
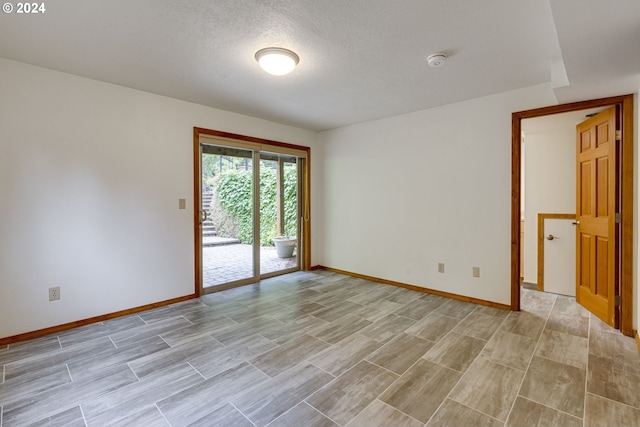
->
[203,243,298,288]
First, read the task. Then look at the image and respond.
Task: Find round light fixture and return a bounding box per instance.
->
[427,53,447,67]
[255,47,300,76]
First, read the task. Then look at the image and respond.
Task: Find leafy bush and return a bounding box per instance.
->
[208,177,240,239]
[283,167,298,237]
[213,166,298,246]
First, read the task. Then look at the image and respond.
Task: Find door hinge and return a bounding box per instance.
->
[616,130,622,141]
[615,213,621,224]
[615,295,621,307]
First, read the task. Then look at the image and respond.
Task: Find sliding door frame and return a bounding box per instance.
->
[193,128,311,297]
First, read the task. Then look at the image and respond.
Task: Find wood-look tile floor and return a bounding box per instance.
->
[1,270,639,426]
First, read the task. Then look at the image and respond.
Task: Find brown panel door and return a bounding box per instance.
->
[575,107,618,327]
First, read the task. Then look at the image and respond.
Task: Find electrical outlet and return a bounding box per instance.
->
[472,267,480,278]
[178,198,186,209]
[49,286,60,301]
[438,263,445,273]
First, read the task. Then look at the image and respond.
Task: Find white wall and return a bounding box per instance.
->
[316,84,558,305]
[0,58,318,338]
[522,126,576,284]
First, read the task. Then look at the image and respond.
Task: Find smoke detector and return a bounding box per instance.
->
[427,53,447,67]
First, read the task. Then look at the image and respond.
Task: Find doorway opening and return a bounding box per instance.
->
[193,128,311,295]
[520,107,609,297]
[511,94,634,336]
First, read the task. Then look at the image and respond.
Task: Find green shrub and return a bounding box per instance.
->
[213,167,298,245]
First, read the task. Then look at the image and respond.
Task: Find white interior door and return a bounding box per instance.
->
[544,218,576,296]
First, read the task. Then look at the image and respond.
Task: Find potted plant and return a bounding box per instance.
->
[273,236,297,258]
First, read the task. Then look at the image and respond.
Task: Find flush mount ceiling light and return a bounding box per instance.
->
[255,47,300,76]
[427,53,447,67]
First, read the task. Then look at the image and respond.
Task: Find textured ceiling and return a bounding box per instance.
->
[0,0,638,131]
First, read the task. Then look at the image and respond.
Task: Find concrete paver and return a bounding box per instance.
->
[203,244,298,288]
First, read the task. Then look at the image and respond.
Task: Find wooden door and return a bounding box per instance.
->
[575,106,618,327]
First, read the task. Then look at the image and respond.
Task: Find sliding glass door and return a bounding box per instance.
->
[199,144,256,290]
[259,152,300,276]
[196,131,307,294]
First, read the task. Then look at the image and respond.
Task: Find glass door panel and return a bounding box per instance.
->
[196,132,306,294]
[200,143,256,289]
[259,152,300,276]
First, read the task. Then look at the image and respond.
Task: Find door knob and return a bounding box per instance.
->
[572,221,580,226]
[546,234,558,241]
